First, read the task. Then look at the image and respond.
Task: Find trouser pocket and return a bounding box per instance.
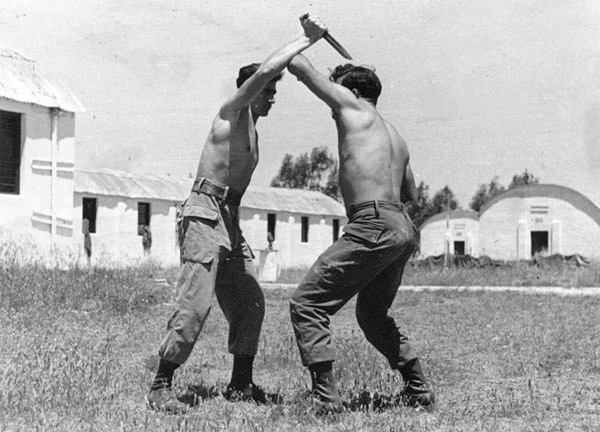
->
[181,202,222,263]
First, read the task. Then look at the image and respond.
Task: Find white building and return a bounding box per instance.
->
[74,169,346,270]
[73,169,185,266]
[479,184,600,260]
[238,186,346,270]
[419,209,479,257]
[0,48,85,260]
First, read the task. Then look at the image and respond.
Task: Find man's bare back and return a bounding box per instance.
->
[383,118,414,203]
[334,99,398,208]
[288,55,417,209]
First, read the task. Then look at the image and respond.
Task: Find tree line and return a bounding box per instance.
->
[270,146,539,228]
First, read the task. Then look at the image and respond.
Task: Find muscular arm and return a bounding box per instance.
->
[287,54,361,112]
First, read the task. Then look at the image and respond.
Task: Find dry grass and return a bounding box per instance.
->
[279,260,600,288]
[1,262,599,431]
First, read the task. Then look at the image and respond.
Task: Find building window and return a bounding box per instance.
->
[82,197,97,234]
[138,202,151,235]
[267,213,276,242]
[332,218,340,242]
[0,110,22,194]
[301,216,309,243]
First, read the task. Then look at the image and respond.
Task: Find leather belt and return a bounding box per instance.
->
[191,178,242,206]
[347,200,404,218]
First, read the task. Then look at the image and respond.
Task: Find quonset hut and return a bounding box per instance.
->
[419,209,479,257]
[478,184,600,260]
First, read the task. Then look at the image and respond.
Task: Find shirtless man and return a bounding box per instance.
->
[287,54,434,413]
[147,16,327,414]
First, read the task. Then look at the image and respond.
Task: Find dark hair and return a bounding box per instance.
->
[329,64,382,103]
[236,63,283,88]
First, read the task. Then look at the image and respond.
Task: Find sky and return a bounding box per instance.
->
[1,0,599,207]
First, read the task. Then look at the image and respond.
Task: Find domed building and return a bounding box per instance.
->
[478,184,600,260]
[419,209,479,257]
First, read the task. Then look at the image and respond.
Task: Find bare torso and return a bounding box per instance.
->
[335,102,403,211]
[195,107,259,194]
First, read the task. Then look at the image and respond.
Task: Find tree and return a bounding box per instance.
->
[323,161,342,202]
[508,169,540,189]
[271,146,340,201]
[469,176,505,212]
[431,185,459,215]
[469,169,539,212]
[407,181,434,228]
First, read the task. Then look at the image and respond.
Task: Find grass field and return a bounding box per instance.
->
[279,260,600,288]
[1,263,599,431]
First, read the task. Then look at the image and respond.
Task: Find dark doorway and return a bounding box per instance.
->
[267,213,276,241]
[138,202,151,235]
[453,241,465,256]
[82,197,97,233]
[530,231,549,256]
[301,216,309,243]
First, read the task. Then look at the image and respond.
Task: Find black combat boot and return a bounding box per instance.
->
[147,358,189,414]
[397,358,435,411]
[309,361,344,414]
[223,355,267,404]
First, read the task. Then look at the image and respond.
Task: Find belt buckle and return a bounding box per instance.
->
[221,185,230,201]
[193,178,206,193]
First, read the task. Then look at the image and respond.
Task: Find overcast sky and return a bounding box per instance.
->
[1,0,599,207]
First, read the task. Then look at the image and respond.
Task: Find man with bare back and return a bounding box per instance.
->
[287,53,435,414]
[147,16,328,414]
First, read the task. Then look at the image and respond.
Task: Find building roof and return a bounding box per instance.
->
[241,186,346,216]
[420,209,479,229]
[479,184,600,227]
[75,169,189,202]
[74,169,346,217]
[0,48,85,112]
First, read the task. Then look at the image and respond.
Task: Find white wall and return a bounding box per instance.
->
[479,197,600,260]
[0,98,76,261]
[239,208,342,269]
[73,194,180,266]
[420,218,480,258]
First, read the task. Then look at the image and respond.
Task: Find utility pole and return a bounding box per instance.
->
[444,191,450,268]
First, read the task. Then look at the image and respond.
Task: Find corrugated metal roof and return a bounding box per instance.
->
[74,169,190,202]
[242,186,346,216]
[74,169,346,217]
[420,209,479,229]
[0,48,85,112]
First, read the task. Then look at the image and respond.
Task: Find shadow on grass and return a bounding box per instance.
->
[180,382,285,407]
[179,382,223,406]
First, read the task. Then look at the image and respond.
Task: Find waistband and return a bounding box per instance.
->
[191,177,242,206]
[347,200,405,219]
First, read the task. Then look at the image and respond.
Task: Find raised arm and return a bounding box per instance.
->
[220,15,327,116]
[287,54,361,112]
